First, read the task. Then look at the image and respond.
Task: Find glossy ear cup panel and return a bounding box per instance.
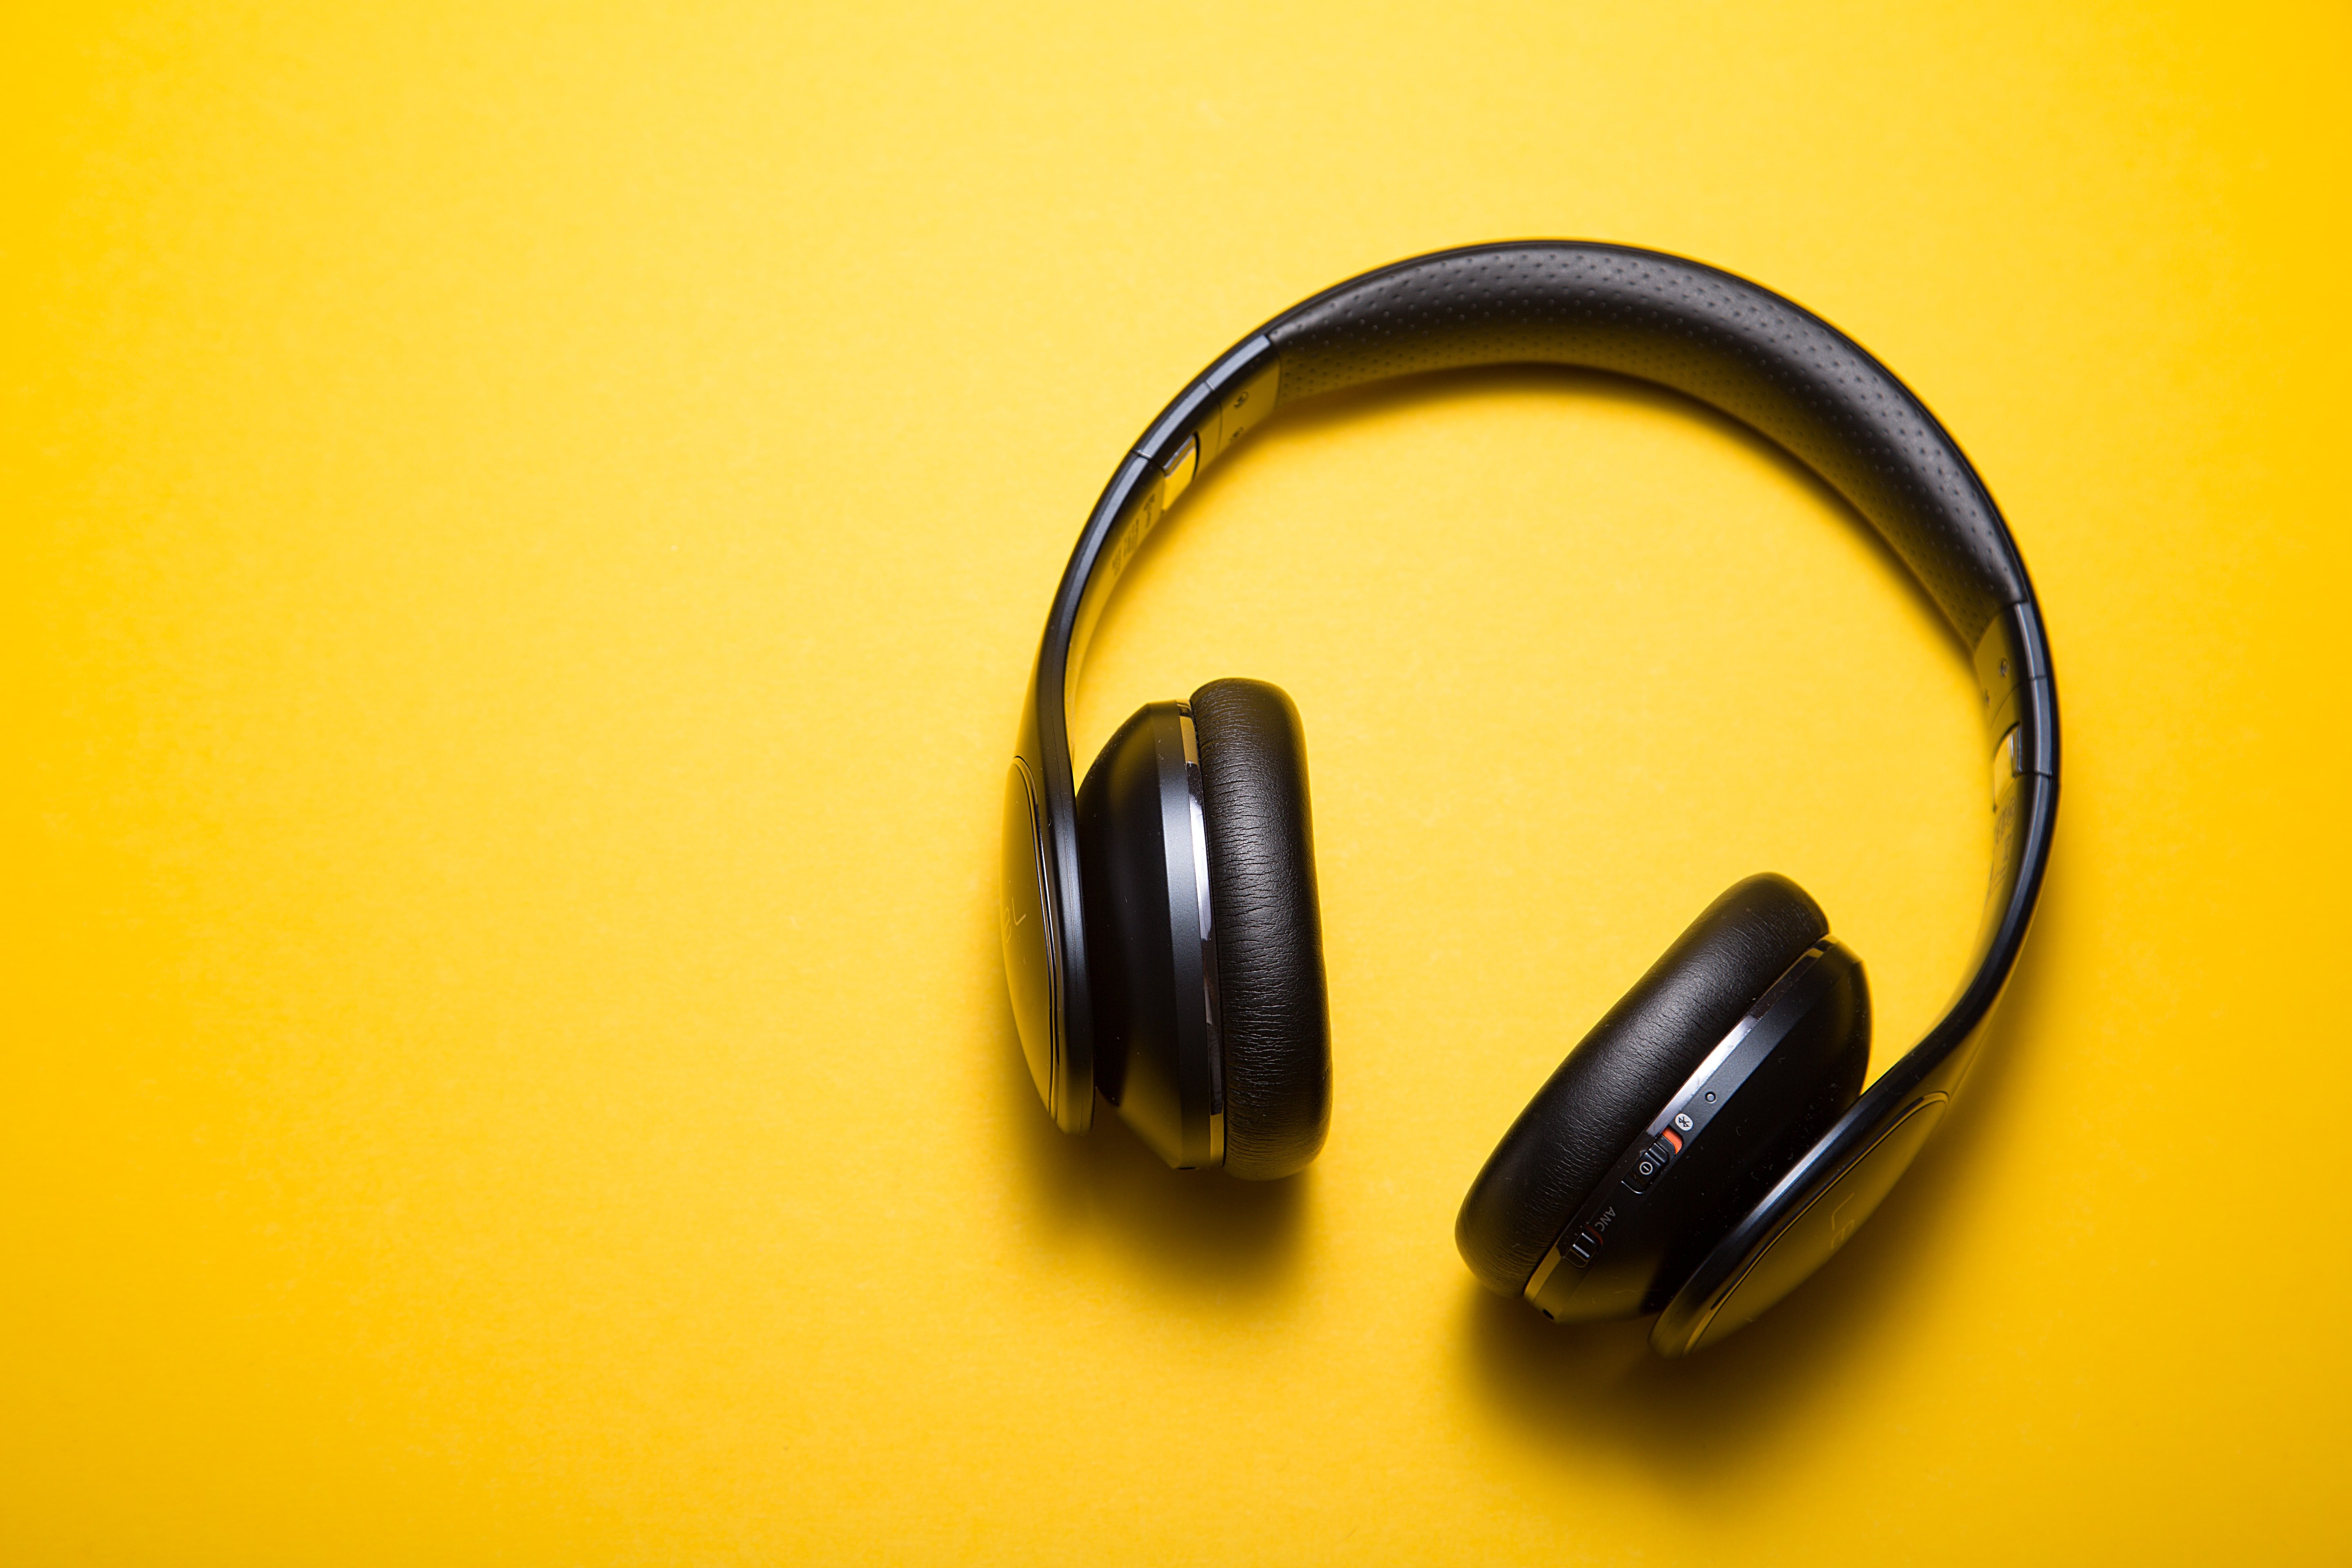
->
[1076,702,1219,1169]
[1523,938,1871,1323]
[1454,874,1832,1296]
[1190,679,1330,1180]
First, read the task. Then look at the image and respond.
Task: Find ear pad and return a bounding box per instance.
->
[1189,679,1331,1180]
[1454,874,1831,1296]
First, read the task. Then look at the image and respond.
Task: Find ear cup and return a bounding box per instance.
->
[1454,874,1831,1296]
[1189,679,1331,1180]
[1076,701,1221,1169]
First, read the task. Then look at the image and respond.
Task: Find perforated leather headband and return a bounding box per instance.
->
[1270,246,2025,637]
[1003,243,2058,1185]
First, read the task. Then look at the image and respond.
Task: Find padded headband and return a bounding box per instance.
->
[1268,245,2025,639]
[1004,242,2057,1150]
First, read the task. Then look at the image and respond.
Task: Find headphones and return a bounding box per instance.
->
[1000,242,2058,1356]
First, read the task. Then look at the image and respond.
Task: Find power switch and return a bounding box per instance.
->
[1622,1136,1678,1194]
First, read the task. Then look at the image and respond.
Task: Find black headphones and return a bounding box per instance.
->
[1000,242,2058,1356]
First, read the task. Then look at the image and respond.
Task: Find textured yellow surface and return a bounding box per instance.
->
[7,3,2349,1561]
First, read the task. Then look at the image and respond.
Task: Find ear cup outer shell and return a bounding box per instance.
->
[1076,703,1221,1169]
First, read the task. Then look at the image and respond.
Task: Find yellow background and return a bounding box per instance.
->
[7,2,2348,1561]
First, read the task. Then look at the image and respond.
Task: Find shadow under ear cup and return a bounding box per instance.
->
[1454,874,1831,1296]
[1189,679,1330,1180]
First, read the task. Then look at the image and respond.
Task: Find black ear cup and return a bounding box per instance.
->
[1075,680,1331,1178]
[1189,679,1330,1180]
[1077,701,1218,1169]
[1455,874,1856,1298]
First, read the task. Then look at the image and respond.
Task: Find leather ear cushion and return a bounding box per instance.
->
[1454,874,1830,1296]
[1189,679,1331,1180]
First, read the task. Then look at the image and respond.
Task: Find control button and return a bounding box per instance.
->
[1673,1112,1694,1134]
[1623,1136,1678,1194]
[1566,1238,1594,1267]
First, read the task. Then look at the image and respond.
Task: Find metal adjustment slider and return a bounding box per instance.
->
[1991,724,2020,807]
[1159,434,1198,513]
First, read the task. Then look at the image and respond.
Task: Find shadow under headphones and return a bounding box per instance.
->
[999,242,2058,1356]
